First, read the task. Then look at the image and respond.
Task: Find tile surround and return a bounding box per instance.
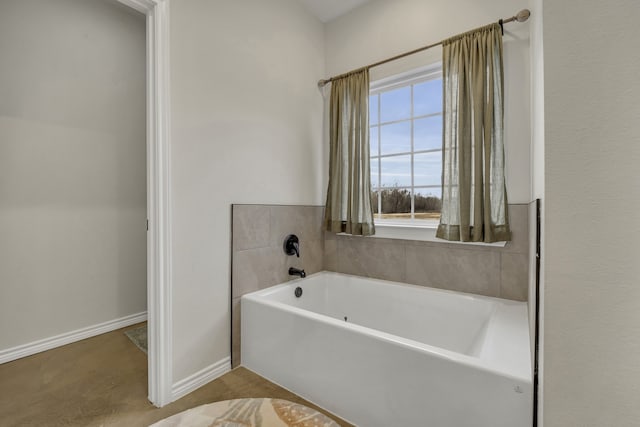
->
[501,252,530,301]
[232,205,271,251]
[231,297,241,367]
[231,204,325,367]
[323,204,530,300]
[336,236,407,282]
[405,244,502,297]
[231,203,530,367]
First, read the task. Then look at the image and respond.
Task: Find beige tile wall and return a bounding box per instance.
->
[324,204,530,301]
[231,204,325,367]
[231,203,530,367]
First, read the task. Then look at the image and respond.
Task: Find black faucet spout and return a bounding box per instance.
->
[288,267,306,278]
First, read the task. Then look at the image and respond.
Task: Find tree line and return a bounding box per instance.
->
[371,187,441,213]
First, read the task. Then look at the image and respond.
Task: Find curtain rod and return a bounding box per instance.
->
[318,9,531,88]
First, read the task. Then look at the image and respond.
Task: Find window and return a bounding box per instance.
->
[370,65,443,227]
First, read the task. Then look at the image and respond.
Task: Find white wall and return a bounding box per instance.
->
[0,0,146,350]
[543,1,640,425]
[324,0,532,204]
[169,0,325,382]
[528,0,544,420]
[529,0,544,202]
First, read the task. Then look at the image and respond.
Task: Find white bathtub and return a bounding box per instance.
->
[241,272,532,427]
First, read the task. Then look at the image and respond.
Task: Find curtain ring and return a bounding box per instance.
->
[498,19,504,35]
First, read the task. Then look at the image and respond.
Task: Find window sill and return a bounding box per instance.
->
[368,222,507,247]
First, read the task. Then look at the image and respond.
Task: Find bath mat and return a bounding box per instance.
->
[124,325,147,354]
[149,398,340,427]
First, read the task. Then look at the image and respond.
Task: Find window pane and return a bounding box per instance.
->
[381,154,411,187]
[414,115,442,151]
[381,187,412,217]
[414,151,442,186]
[369,126,379,155]
[369,95,379,124]
[371,190,379,214]
[416,187,441,198]
[414,79,442,116]
[380,86,411,122]
[370,157,379,188]
[380,121,410,155]
[414,188,442,219]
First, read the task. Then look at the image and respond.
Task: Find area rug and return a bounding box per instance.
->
[149,398,340,427]
[124,325,147,354]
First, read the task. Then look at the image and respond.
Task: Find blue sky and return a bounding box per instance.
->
[370,78,443,197]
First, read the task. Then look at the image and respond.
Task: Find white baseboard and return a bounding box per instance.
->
[172,357,231,402]
[0,311,147,365]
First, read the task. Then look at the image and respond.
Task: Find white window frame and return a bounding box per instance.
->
[367,65,506,247]
[370,63,443,229]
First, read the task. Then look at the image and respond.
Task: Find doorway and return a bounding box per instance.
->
[0,0,171,407]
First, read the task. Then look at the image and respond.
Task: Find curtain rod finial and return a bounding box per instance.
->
[516,9,531,22]
[317,79,328,89]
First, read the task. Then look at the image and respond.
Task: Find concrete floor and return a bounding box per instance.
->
[0,323,351,426]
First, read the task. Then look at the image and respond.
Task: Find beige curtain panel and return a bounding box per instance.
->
[324,69,376,236]
[436,23,512,243]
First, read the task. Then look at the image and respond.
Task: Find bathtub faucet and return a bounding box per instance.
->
[288,267,306,278]
[284,235,300,258]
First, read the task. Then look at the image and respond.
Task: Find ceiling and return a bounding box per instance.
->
[297,0,370,23]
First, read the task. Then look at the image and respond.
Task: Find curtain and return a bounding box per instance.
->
[324,69,375,236]
[436,23,511,243]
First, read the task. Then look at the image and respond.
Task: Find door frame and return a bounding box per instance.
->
[116,0,172,407]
